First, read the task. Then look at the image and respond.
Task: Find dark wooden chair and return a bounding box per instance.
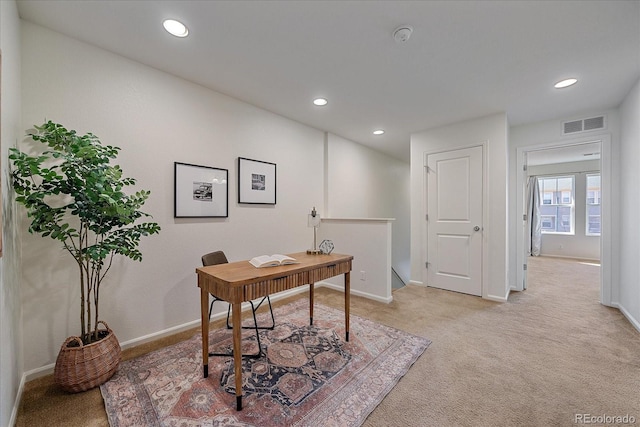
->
[201,250,275,358]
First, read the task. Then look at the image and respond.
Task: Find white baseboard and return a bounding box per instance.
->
[484,292,509,302]
[319,282,393,304]
[22,285,312,383]
[10,374,27,427]
[24,282,387,382]
[537,254,601,263]
[612,302,640,334]
[409,280,424,286]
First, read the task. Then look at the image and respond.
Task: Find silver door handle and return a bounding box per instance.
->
[474,226,480,231]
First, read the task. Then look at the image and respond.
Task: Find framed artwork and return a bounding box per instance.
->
[238,157,276,204]
[174,162,228,218]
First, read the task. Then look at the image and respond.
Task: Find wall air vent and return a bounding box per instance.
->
[583,116,604,131]
[563,120,583,134]
[562,115,606,135]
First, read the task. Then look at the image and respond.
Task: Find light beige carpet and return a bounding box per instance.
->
[16,256,640,426]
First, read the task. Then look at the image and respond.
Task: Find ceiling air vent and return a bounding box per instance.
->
[562,115,606,135]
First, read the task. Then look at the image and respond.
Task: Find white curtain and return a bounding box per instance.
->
[527,176,542,256]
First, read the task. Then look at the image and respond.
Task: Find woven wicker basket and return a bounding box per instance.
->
[54,321,121,393]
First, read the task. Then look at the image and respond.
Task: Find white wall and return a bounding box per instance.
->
[20,22,327,374]
[527,160,600,260]
[410,113,510,301]
[0,1,23,426]
[326,133,410,283]
[18,21,409,378]
[618,78,640,330]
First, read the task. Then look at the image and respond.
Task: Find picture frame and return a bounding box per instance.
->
[174,162,228,218]
[238,157,277,204]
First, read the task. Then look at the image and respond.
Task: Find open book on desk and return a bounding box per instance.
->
[249,254,299,268]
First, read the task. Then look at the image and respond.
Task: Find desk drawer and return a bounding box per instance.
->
[309,260,351,283]
[245,272,309,300]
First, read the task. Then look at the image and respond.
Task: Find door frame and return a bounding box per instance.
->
[515,134,612,306]
[422,142,488,298]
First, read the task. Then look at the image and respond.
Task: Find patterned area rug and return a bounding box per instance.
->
[100,299,431,427]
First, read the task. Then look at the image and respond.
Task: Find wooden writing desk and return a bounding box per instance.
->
[196,252,353,410]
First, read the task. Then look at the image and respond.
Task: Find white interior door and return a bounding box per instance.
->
[426,146,483,296]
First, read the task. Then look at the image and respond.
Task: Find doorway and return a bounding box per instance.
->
[516,136,612,306]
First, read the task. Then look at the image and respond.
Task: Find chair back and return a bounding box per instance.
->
[202,250,229,266]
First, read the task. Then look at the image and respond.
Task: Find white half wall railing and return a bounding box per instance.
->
[317,218,394,303]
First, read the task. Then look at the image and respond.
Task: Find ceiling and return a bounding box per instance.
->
[16,0,640,162]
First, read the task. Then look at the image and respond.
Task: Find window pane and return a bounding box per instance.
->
[587,204,601,235]
[586,173,601,235]
[587,174,600,189]
[557,206,572,232]
[557,177,572,190]
[537,175,574,234]
[587,174,601,205]
[540,178,556,203]
[541,215,555,231]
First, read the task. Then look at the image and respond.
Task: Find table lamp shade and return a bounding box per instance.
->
[308,214,321,228]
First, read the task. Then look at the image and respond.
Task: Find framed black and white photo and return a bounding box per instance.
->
[238,157,276,204]
[174,162,228,217]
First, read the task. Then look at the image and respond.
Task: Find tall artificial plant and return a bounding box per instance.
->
[10,121,161,344]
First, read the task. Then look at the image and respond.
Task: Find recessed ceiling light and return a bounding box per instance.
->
[313,98,328,106]
[373,129,385,135]
[554,78,578,89]
[163,19,189,37]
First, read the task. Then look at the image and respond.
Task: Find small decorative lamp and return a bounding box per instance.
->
[307,206,322,254]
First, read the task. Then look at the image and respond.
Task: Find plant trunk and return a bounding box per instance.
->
[93,276,100,342]
[79,260,86,340]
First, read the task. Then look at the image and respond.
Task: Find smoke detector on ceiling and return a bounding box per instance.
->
[393,25,413,43]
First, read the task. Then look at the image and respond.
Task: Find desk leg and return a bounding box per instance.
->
[345,271,350,342]
[309,282,314,325]
[200,287,209,378]
[232,302,243,411]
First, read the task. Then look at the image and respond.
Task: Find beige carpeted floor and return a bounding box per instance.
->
[16,257,640,426]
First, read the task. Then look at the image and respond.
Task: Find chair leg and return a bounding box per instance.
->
[208,297,219,321]
[208,297,262,359]
[259,295,275,330]
[225,295,275,330]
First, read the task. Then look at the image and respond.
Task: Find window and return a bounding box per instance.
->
[586,173,601,236]
[538,176,574,234]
